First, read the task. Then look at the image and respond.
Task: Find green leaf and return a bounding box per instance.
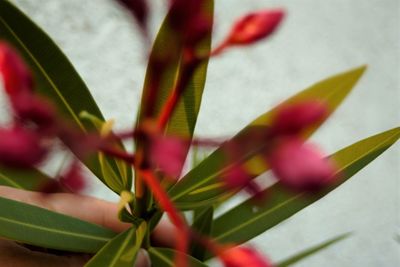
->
[134,0,214,214]
[0,167,53,191]
[85,222,147,267]
[277,233,351,267]
[190,206,214,261]
[148,247,208,267]
[209,127,400,247]
[0,0,130,193]
[168,66,367,210]
[0,196,116,253]
[137,0,213,137]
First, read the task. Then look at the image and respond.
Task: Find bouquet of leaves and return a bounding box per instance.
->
[0,0,398,266]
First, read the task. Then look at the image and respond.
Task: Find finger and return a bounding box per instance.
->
[0,186,130,232]
[151,216,178,248]
[134,249,151,267]
[0,238,88,267]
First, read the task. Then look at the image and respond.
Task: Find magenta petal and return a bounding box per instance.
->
[268,138,336,190]
[11,92,56,129]
[0,42,33,96]
[150,135,188,178]
[60,161,86,193]
[222,165,252,190]
[271,101,328,135]
[0,127,47,168]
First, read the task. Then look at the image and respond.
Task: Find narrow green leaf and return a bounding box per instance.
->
[0,167,52,191]
[134,0,214,214]
[85,222,147,267]
[137,0,213,138]
[209,127,400,247]
[168,66,367,210]
[0,196,116,253]
[277,233,351,267]
[148,247,208,267]
[190,206,214,261]
[0,0,130,193]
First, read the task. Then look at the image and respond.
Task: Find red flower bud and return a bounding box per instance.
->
[271,101,328,136]
[150,135,188,178]
[227,9,285,45]
[0,42,33,96]
[268,138,336,191]
[219,246,273,267]
[0,127,47,168]
[212,9,284,56]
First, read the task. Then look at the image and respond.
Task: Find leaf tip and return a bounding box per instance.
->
[347,64,368,81]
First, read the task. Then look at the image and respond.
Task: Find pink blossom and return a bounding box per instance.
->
[150,135,188,178]
[0,127,47,168]
[59,161,86,193]
[219,246,273,267]
[268,138,336,190]
[271,101,328,135]
[0,42,32,96]
[11,92,56,129]
[221,165,251,190]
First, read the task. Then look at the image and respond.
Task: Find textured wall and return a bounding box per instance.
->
[3,0,400,266]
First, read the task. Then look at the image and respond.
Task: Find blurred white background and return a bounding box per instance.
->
[2,0,400,266]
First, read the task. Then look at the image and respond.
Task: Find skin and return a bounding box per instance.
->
[0,186,176,267]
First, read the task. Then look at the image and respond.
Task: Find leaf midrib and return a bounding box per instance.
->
[109,229,135,266]
[150,249,174,266]
[0,172,23,189]
[214,193,304,242]
[0,216,111,242]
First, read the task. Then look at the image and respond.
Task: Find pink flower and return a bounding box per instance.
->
[268,138,336,191]
[150,135,188,178]
[11,92,56,129]
[271,101,328,136]
[219,246,273,267]
[59,161,86,193]
[0,42,33,96]
[222,165,252,190]
[0,127,47,168]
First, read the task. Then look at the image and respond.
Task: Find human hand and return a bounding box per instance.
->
[0,186,176,267]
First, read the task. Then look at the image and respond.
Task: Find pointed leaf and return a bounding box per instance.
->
[0,0,130,193]
[148,247,208,267]
[0,167,52,190]
[85,222,147,267]
[277,233,351,267]
[137,0,214,137]
[0,196,116,253]
[209,127,399,247]
[134,0,214,213]
[168,66,367,210]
